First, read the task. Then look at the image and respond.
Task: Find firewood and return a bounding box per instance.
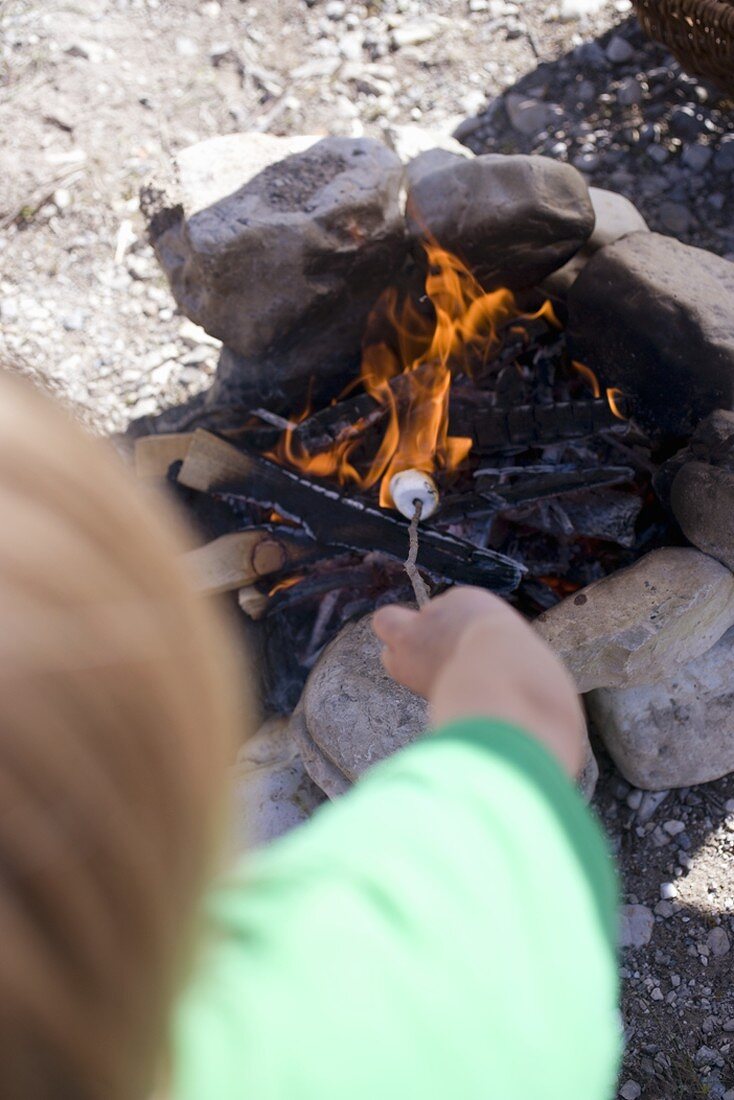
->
[134,432,194,478]
[177,430,524,592]
[292,386,619,458]
[178,429,254,492]
[237,586,270,620]
[181,527,317,595]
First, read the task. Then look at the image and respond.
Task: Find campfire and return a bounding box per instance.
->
[133,132,734,806]
[136,237,664,713]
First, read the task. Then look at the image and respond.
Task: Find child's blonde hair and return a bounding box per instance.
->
[0,369,246,1099]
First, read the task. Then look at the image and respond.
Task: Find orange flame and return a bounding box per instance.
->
[606,387,628,420]
[272,243,562,510]
[268,574,304,597]
[572,360,601,399]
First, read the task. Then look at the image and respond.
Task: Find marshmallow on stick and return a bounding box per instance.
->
[389,469,439,520]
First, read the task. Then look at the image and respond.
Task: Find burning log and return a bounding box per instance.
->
[290,383,619,461]
[438,465,635,523]
[455,398,621,452]
[177,429,524,592]
[182,526,319,595]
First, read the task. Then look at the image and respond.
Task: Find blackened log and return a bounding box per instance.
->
[454,398,620,452]
[296,390,621,458]
[293,366,436,453]
[474,465,634,502]
[177,430,524,592]
[439,465,635,524]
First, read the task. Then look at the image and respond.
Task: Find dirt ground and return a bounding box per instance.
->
[2,2,734,1096]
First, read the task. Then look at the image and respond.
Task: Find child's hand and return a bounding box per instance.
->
[373,588,586,777]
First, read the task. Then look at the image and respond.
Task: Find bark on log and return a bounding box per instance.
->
[182,526,319,594]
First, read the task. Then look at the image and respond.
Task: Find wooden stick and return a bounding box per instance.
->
[134,432,194,478]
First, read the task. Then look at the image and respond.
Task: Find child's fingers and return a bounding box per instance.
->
[372,604,418,644]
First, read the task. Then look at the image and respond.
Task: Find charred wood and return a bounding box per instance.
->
[292,385,620,459]
[439,466,634,524]
[177,430,524,592]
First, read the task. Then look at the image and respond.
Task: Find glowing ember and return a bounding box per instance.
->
[268,574,304,597]
[271,242,564,510]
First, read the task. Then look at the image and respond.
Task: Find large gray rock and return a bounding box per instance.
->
[294,613,598,801]
[542,187,648,297]
[587,627,734,790]
[568,232,734,436]
[142,133,406,399]
[654,409,734,504]
[535,547,734,693]
[299,614,427,786]
[671,461,734,572]
[405,154,595,290]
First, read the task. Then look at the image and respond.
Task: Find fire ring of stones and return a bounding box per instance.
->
[133,130,734,838]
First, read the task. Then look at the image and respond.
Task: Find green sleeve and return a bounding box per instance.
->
[172,719,620,1100]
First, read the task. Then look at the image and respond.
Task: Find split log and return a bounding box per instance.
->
[134,432,194,478]
[177,430,524,592]
[237,586,270,620]
[182,526,319,595]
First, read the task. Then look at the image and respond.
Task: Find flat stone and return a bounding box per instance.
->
[535,547,734,693]
[504,93,550,137]
[141,133,405,401]
[671,461,734,572]
[587,627,734,789]
[619,905,654,948]
[232,717,325,849]
[715,137,734,173]
[542,186,647,295]
[682,143,713,171]
[617,76,643,106]
[606,35,635,63]
[406,154,594,291]
[707,926,730,957]
[568,232,734,435]
[296,614,598,800]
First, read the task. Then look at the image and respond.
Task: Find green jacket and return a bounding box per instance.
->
[173,718,620,1099]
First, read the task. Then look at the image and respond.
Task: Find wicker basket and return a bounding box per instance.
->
[634,0,734,94]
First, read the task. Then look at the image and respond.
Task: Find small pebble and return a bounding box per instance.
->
[620,1082,641,1100]
[660,882,678,900]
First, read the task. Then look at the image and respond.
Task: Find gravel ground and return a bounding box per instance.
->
[2,2,734,1096]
